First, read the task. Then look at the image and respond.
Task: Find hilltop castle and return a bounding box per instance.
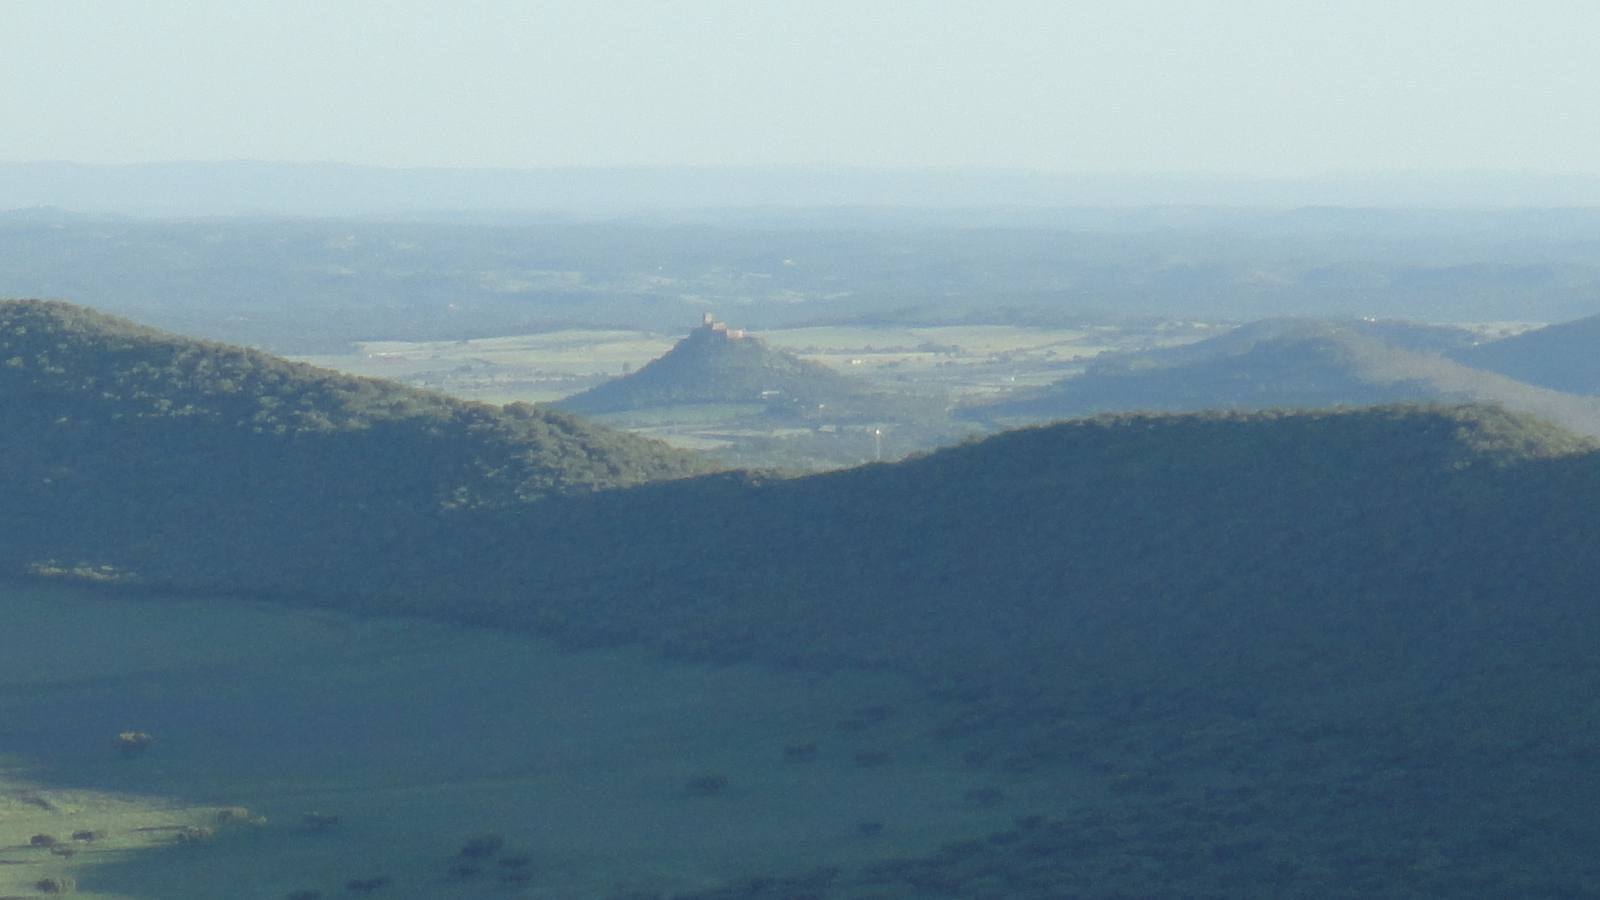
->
[701,312,747,340]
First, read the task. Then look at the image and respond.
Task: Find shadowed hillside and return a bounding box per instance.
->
[1455,310,1600,395]
[510,405,1600,897]
[0,299,716,590]
[969,317,1600,437]
[8,302,1600,896]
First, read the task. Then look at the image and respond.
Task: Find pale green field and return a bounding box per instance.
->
[295,331,675,405]
[756,325,1116,381]
[354,331,673,370]
[590,404,770,428]
[762,324,1101,355]
[0,584,1088,899]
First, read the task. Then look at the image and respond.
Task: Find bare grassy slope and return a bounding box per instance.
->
[1455,310,1600,395]
[973,317,1600,437]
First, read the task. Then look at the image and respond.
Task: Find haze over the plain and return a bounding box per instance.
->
[4,0,1599,209]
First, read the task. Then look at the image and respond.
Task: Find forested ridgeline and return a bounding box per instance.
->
[1,298,713,492]
[6,301,1599,701]
[1,297,718,596]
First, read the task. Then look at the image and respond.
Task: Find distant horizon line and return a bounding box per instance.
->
[8,159,1600,180]
[7,161,1600,216]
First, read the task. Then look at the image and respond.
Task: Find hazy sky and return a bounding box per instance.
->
[5,0,1599,176]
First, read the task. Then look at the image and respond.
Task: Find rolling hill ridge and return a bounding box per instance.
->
[1454,310,1600,395]
[0,299,716,592]
[8,301,1600,896]
[970,317,1600,437]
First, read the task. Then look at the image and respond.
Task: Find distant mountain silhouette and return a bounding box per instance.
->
[1454,311,1600,395]
[557,313,880,416]
[970,317,1600,437]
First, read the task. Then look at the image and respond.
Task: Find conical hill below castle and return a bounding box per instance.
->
[557,313,883,416]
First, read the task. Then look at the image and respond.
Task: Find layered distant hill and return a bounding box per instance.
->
[969,317,1600,437]
[0,299,715,591]
[11,207,1600,357]
[14,301,1598,679]
[558,313,888,417]
[9,300,1600,895]
[1453,311,1600,395]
